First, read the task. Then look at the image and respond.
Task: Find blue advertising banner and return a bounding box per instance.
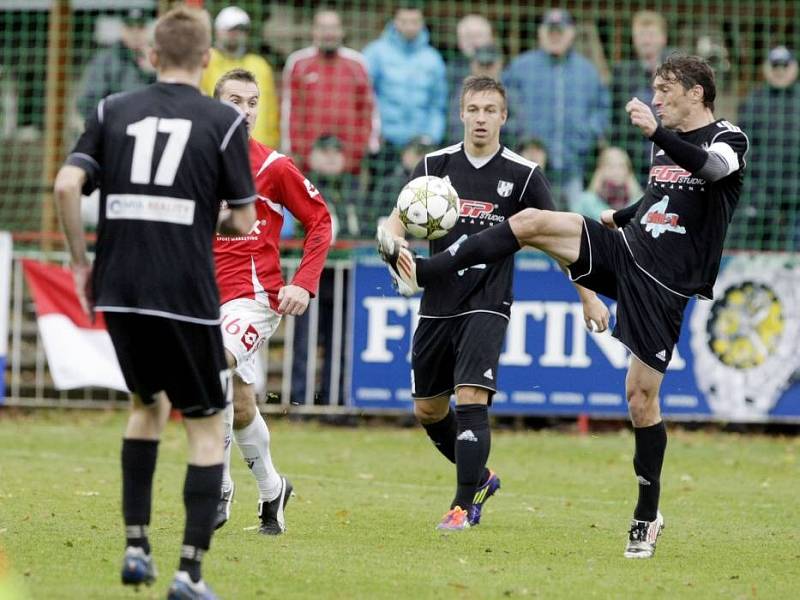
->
[350,253,800,422]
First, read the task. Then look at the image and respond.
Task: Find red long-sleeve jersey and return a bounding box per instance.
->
[281,46,378,174]
[214,138,332,310]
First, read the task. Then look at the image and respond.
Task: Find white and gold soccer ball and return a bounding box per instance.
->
[396,175,460,240]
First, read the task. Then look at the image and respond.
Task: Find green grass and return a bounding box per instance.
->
[0,411,798,599]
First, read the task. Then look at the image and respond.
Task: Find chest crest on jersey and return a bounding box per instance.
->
[640,195,686,239]
[496,180,514,197]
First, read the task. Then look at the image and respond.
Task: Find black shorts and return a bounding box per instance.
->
[104,312,229,418]
[411,312,508,400]
[567,218,689,373]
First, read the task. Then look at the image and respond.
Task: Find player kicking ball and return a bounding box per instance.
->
[211,69,332,535]
[376,76,608,531]
[380,55,748,558]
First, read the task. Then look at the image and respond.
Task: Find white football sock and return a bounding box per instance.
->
[233,415,282,502]
[221,401,234,492]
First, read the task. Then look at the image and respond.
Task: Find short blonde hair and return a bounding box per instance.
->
[153,5,211,71]
[632,10,666,34]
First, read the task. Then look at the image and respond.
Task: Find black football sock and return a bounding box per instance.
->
[632,422,667,522]
[180,463,223,583]
[453,404,491,510]
[121,439,158,555]
[417,220,521,287]
[421,407,491,482]
[422,406,457,464]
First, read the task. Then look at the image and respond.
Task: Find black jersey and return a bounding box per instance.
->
[413,143,555,318]
[65,82,255,324]
[622,120,749,299]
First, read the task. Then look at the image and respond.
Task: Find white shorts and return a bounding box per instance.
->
[220,298,281,384]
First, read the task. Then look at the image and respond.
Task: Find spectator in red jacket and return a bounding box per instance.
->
[281,8,378,175]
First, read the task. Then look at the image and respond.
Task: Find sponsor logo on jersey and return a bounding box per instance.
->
[497,180,514,197]
[106,193,195,225]
[248,219,265,235]
[240,324,260,351]
[649,165,705,186]
[655,349,667,362]
[483,368,494,380]
[459,199,504,223]
[640,196,686,238]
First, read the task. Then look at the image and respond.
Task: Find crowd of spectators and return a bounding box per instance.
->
[4,2,799,251]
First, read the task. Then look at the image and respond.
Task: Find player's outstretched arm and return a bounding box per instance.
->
[54,165,93,315]
[627,97,735,182]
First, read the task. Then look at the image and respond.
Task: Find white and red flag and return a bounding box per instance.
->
[22,260,128,391]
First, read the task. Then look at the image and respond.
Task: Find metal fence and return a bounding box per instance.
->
[3,250,357,413]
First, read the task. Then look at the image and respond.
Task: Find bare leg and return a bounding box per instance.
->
[626,357,667,522]
[416,209,584,285]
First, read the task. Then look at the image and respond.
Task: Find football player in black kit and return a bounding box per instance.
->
[380,55,749,557]
[53,6,256,598]
[377,76,609,531]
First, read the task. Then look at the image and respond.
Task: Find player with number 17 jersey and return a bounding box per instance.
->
[66,81,256,324]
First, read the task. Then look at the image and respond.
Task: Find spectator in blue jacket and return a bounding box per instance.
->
[363,3,446,179]
[503,9,610,209]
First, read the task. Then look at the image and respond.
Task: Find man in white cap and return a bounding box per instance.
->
[201,6,279,147]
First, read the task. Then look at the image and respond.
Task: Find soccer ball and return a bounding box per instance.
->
[396,176,460,240]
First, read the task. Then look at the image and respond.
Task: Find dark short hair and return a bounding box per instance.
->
[655,53,716,111]
[213,68,258,99]
[517,137,547,155]
[313,133,343,150]
[460,75,507,109]
[395,0,424,13]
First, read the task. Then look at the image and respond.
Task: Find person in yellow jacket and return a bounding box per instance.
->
[201,6,280,147]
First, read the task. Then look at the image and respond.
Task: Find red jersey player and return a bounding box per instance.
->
[211,68,332,535]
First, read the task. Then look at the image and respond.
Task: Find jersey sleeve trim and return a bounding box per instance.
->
[97,99,106,124]
[65,152,100,182]
[66,152,100,171]
[706,142,739,176]
[226,193,257,206]
[709,128,750,166]
[220,113,246,152]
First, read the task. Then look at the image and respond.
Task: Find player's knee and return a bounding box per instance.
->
[190,431,224,464]
[510,208,545,242]
[626,387,659,426]
[414,400,448,425]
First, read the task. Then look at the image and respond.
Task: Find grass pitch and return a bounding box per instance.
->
[0,410,798,599]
